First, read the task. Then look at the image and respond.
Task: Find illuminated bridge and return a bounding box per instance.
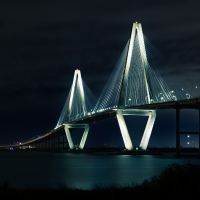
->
[1,23,200,155]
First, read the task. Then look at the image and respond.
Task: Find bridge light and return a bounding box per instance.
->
[195,86,198,88]
[182,88,184,90]
[129,98,131,101]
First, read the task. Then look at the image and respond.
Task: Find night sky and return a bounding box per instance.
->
[1,0,200,148]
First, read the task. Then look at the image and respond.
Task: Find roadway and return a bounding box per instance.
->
[1,97,200,149]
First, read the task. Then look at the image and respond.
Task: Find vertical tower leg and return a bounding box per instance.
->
[64,125,75,149]
[57,132,59,151]
[199,108,200,156]
[52,134,55,152]
[116,110,134,150]
[62,131,64,151]
[79,125,89,150]
[176,108,180,156]
[139,110,156,150]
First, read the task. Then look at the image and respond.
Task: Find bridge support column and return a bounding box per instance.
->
[64,124,89,150]
[52,134,55,152]
[139,110,156,150]
[116,110,134,150]
[176,108,180,156]
[116,109,156,150]
[64,125,75,149]
[57,132,59,151]
[79,125,89,150]
[62,131,65,151]
[199,108,200,156]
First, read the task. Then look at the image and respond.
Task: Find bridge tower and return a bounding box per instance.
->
[64,69,89,150]
[117,22,156,150]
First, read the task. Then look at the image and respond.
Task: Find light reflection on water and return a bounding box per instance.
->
[0,151,199,189]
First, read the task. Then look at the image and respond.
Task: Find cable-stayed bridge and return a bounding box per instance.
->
[1,22,200,155]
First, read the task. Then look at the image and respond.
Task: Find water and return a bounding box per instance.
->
[0,151,200,189]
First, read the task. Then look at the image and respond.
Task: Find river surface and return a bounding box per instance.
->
[0,151,200,189]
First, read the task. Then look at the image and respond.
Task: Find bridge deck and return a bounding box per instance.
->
[1,98,200,149]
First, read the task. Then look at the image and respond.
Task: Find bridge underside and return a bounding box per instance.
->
[2,21,200,155]
[59,99,200,152]
[1,99,200,155]
[70,98,200,124]
[64,108,156,151]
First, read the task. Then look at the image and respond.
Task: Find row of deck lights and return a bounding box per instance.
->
[182,86,198,90]
[88,106,118,115]
[74,85,198,120]
[125,90,177,105]
[72,85,198,120]
[124,86,198,104]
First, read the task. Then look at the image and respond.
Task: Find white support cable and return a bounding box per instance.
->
[67,70,78,122]
[77,70,87,115]
[136,23,151,104]
[58,70,91,150]
[118,23,152,108]
[56,88,71,127]
[82,80,97,112]
[118,24,137,108]
[66,69,89,121]
[143,34,200,101]
[94,41,129,111]
[127,37,147,106]
[57,22,200,152]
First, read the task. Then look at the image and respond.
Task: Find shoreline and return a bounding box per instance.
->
[1,147,199,157]
[1,163,200,199]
